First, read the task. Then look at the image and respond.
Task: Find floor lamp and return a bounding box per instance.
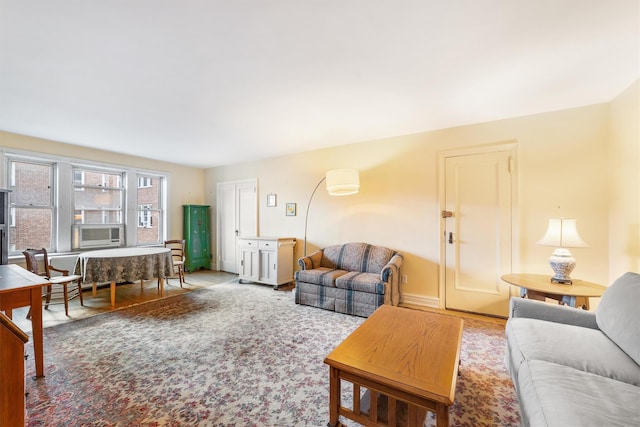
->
[303,169,360,256]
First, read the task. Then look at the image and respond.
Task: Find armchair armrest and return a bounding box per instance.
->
[297,250,323,270]
[48,265,70,276]
[509,297,598,329]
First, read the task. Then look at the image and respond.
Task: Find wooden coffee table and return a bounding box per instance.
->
[324,305,464,427]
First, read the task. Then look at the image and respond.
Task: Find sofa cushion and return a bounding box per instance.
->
[506,317,640,386]
[335,271,386,294]
[596,272,640,365]
[517,360,640,427]
[321,243,396,274]
[294,268,347,287]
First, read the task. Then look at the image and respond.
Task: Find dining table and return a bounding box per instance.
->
[77,247,174,307]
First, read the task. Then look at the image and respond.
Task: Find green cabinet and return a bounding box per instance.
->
[183,205,211,272]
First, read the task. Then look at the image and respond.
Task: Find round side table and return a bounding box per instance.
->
[501,273,607,309]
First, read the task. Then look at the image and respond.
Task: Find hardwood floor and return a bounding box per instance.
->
[401,303,507,326]
[10,270,238,333]
[9,270,504,333]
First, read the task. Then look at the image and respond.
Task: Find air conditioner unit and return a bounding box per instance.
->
[72,224,124,249]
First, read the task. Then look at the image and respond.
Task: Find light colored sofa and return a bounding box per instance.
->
[505,271,640,426]
[294,242,403,317]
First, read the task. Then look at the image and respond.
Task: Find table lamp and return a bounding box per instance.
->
[537,218,588,284]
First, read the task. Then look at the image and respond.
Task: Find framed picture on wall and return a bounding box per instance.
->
[286,203,296,216]
[267,193,277,207]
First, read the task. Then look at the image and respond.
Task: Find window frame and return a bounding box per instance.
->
[134,173,164,245]
[72,166,125,226]
[6,157,56,253]
[1,149,170,257]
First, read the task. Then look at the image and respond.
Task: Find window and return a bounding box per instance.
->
[136,175,163,245]
[7,159,54,252]
[138,177,152,188]
[3,150,168,255]
[73,170,85,189]
[73,168,124,225]
[138,204,153,227]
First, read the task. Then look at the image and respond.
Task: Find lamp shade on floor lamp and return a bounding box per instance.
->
[303,169,359,256]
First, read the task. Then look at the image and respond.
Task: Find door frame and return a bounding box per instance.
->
[437,141,520,309]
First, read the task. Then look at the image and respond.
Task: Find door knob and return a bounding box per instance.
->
[448,232,454,244]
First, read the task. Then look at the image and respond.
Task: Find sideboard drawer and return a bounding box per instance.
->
[259,240,277,250]
[240,239,259,249]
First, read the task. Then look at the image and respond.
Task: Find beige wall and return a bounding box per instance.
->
[206,86,639,305]
[608,80,640,281]
[0,131,206,242]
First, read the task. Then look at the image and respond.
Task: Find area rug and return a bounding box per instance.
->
[24,281,520,426]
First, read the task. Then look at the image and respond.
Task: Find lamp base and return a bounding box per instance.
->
[550,276,573,285]
[548,248,576,285]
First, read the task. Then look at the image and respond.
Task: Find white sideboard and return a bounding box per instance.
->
[238,237,296,289]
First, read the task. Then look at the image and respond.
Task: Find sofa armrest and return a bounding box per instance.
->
[381,253,403,282]
[381,253,403,306]
[509,297,598,329]
[297,250,323,270]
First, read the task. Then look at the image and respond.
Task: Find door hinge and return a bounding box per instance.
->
[441,210,454,218]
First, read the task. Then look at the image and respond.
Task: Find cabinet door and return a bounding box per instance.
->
[259,250,276,284]
[193,208,210,259]
[184,205,211,271]
[240,248,259,281]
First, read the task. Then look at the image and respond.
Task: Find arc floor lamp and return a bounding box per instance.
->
[303,168,360,256]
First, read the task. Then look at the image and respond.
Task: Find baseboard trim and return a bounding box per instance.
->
[400,293,440,309]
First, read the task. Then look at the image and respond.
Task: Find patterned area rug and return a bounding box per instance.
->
[24,281,520,426]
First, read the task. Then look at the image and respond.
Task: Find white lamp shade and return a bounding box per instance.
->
[325,169,360,196]
[537,218,588,248]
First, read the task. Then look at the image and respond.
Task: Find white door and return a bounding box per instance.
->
[217,180,257,273]
[442,148,514,317]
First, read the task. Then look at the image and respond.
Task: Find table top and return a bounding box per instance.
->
[78,246,170,259]
[0,264,50,294]
[324,305,464,405]
[501,273,607,297]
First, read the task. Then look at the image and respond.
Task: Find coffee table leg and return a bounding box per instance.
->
[328,366,340,427]
[436,403,449,427]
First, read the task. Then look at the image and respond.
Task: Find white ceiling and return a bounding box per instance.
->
[0,1,638,168]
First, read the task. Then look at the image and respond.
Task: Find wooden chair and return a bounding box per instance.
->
[22,248,84,316]
[164,239,186,287]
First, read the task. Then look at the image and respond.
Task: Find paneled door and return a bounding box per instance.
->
[216,180,257,273]
[442,145,515,317]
